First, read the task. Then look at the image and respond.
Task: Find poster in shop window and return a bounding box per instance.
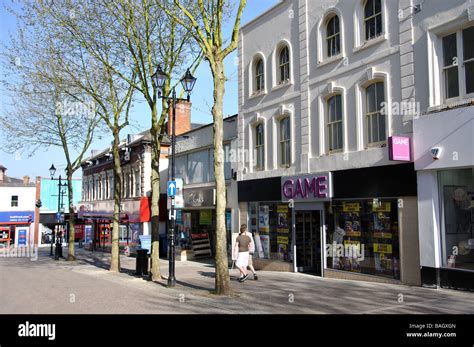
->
[342,202,360,212]
[277,204,289,233]
[259,234,270,258]
[253,231,265,258]
[199,210,212,225]
[17,228,27,247]
[343,240,361,272]
[84,225,92,244]
[183,213,191,230]
[259,205,269,232]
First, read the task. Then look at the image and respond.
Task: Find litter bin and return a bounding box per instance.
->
[136,249,149,276]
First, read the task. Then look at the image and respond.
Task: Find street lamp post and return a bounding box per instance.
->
[49,164,68,260]
[152,66,196,287]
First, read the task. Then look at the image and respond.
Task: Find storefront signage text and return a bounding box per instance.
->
[388,136,411,162]
[184,188,214,208]
[281,173,332,201]
[0,212,34,223]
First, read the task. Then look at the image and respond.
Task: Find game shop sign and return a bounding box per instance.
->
[281,173,333,202]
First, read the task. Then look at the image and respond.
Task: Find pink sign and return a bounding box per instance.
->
[388,136,411,162]
[281,173,332,201]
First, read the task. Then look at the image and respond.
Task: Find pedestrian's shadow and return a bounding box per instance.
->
[147,277,212,292]
[78,257,110,270]
[198,271,215,278]
[176,280,213,292]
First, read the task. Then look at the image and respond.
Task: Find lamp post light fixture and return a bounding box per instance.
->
[152,66,196,287]
[49,163,68,260]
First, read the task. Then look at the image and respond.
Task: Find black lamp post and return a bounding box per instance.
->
[152,66,196,287]
[49,164,68,260]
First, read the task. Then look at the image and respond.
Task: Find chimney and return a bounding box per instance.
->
[23,175,30,185]
[168,101,191,136]
[0,165,6,182]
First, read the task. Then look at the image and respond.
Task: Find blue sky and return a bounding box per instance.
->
[0,0,279,179]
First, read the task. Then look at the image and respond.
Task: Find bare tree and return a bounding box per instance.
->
[163,0,247,295]
[0,3,101,261]
[21,0,137,271]
[103,0,201,281]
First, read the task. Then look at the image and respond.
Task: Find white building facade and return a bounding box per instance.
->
[412,1,474,291]
[0,169,37,248]
[238,0,421,285]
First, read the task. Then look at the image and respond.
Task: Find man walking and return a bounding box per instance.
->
[234,225,252,282]
[241,224,258,280]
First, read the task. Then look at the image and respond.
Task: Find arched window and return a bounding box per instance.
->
[327,94,343,151]
[365,81,386,144]
[255,59,264,92]
[279,46,290,83]
[364,0,382,41]
[105,173,109,200]
[255,123,264,170]
[280,117,291,167]
[326,15,340,57]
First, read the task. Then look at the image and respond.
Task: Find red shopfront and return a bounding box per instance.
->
[0,211,34,247]
[78,196,166,249]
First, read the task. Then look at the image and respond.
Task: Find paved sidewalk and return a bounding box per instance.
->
[0,248,473,314]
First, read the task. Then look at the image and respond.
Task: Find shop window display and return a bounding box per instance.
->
[249,202,293,262]
[326,199,400,280]
[439,169,474,271]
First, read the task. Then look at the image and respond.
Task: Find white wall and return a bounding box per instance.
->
[0,186,36,212]
[238,0,412,182]
[414,107,474,171]
[416,171,442,268]
[411,0,472,111]
[411,0,474,270]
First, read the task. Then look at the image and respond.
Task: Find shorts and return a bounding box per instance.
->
[236,251,249,268]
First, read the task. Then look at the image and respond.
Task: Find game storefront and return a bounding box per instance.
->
[238,164,420,284]
[247,202,293,264]
[325,163,419,284]
[326,199,400,280]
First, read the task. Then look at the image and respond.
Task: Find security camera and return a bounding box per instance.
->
[430,147,442,160]
[85,160,93,166]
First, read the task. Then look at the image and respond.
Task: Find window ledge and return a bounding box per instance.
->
[426,97,474,114]
[272,80,293,91]
[249,90,267,100]
[364,141,387,149]
[353,34,386,54]
[327,149,344,155]
[317,54,345,68]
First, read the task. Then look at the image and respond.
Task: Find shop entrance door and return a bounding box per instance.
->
[295,211,322,275]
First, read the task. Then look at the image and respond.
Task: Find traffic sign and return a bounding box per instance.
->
[56,212,62,221]
[167,179,184,209]
[167,181,177,197]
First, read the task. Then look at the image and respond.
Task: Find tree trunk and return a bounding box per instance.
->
[66,169,76,261]
[211,61,231,295]
[149,103,163,280]
[110,130,122,272]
